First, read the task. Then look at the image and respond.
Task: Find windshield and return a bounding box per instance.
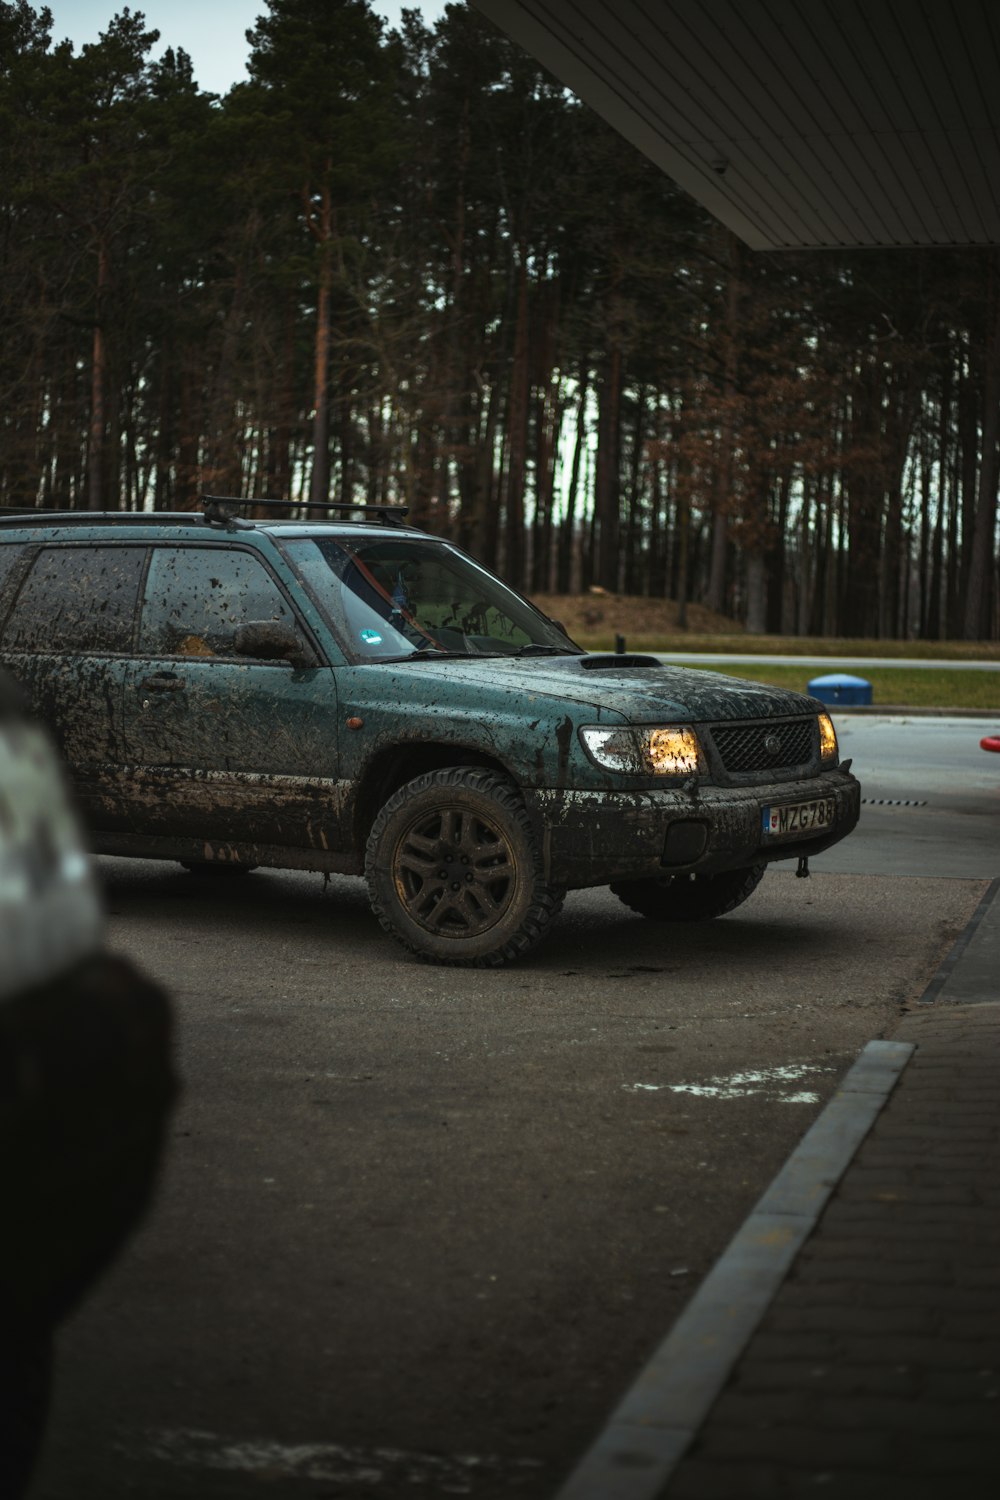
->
[281,535,581,661]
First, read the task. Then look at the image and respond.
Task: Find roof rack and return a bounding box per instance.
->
[0,507,89,527]
[201,495,411,528]
[0,500,413,532]
[0,508,184,529]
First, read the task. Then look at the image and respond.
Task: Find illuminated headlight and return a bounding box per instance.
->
[818,712,838,764]
[580,725,703,776]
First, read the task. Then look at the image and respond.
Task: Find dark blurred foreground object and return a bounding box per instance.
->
[0,671,177,1495]
[0,959,176,1494]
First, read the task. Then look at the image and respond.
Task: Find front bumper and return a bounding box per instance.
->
[526,767,861,890]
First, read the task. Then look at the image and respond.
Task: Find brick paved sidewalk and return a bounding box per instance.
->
[663,998,1000,1500]
[556,881,1000,1500]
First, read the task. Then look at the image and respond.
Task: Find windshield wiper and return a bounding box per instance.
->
[377,648,486,662]
[510,643,582,656]
[374,644,580,663]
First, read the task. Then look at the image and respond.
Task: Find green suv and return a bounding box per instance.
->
[0,501,859,967]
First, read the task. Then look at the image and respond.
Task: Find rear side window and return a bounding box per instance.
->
[138,545,293,657]
[3,545,145,653]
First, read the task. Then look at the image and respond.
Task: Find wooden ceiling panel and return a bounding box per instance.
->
[471,0,1000,249]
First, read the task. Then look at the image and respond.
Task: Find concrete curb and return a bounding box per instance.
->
[552,1040,914,1500]
[824,704,998,718]
[915,875,1000,1007]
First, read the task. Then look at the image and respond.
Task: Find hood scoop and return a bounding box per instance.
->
[578,653,662,671]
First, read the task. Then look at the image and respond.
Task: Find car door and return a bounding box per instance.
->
[0,543,145,831]
[122,542,344,851]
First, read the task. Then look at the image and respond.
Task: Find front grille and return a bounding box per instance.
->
[710,717,815,774]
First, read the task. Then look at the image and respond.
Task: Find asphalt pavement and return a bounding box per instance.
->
[811,713,999,879]
[25,715,1000,1500]
[553,718,1000,1500]
[34,866,983,1500]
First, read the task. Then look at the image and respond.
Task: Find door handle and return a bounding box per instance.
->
[140,673,186,692]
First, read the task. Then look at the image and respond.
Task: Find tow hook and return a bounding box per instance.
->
[796,855,810,879]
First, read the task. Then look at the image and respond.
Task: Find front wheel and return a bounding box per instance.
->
[365,768,564,967]
[610,863,766,922]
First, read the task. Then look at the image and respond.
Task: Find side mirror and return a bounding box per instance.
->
[233,621,315,669]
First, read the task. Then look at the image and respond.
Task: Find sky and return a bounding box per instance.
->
[44,1,451,96]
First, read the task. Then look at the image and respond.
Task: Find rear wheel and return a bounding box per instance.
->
[365,768,563,967]
[610,863,766,922]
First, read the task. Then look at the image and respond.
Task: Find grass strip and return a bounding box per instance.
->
[575,632,1000,661]
[679,662,1000,712]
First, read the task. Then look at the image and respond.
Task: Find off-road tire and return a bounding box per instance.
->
[610,863,766,922]
[365,768,564,967]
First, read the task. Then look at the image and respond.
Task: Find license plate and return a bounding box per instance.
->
[761,796,836,838]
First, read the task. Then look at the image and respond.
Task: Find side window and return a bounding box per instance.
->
[3,545,145,653]
[138,546,293,657]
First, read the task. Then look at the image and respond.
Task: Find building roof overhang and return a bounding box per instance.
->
[471,0,1000,250]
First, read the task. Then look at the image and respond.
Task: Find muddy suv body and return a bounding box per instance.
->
[0,504,860,966]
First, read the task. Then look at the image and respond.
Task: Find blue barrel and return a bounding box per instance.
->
[808,672,872,706]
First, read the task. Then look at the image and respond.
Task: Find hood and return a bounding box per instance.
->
[380,652,819,723]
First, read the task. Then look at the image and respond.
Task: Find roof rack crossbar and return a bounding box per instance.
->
[201,495,410,527]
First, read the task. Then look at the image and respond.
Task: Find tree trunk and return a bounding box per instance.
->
[844,369,883,637]
[504,253,530,590]
[675,489,690,629]
[88,238,110,510]
[766,467,791,633]
[808,483,829,636]
[796,491,812,636]
[745,548,767,633]
[706,232,742,613]
[152,341,173,512]
[624,389,646,594]
[594,343,622,589]
[558,372,588,593]
[309,185,334,506]
[926,370,951,639]
[963,252,1000,639]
